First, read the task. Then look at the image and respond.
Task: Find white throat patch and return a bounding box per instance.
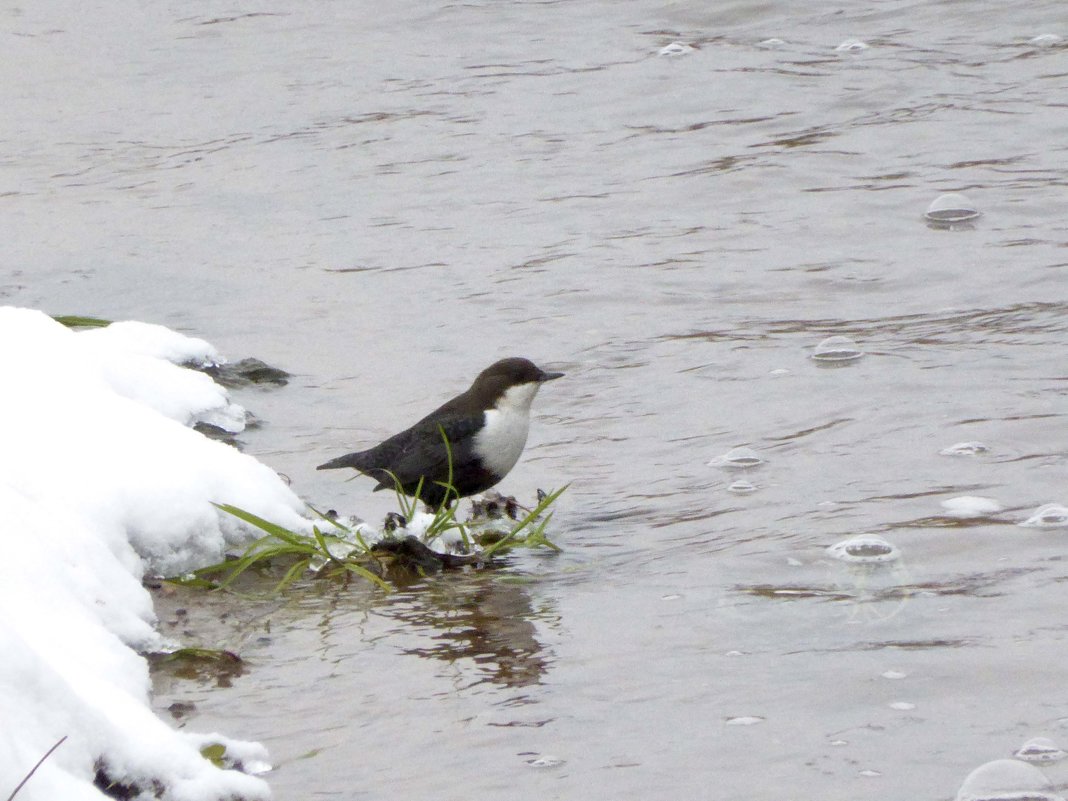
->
[473,382,542,477]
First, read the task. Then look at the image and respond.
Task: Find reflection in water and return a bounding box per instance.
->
[384,572,554,689]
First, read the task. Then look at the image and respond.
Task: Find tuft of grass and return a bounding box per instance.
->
[175,487,564,595]
[52,315,112,328]
[173,430,566,593]
[480,484,566,557]
[174,504,392,593]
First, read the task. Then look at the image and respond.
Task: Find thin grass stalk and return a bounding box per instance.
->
[311,526,345,567]
[6,736,66,801]
[309,505,351,532]
[207,538,290,590]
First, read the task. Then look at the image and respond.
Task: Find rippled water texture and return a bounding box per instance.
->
[6,1,1068,798]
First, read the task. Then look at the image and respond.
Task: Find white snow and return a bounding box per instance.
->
[0,307,312,801]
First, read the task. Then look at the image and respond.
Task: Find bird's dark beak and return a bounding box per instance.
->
[537,369,565,382]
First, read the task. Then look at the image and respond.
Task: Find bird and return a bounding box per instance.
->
[317,357,563,508]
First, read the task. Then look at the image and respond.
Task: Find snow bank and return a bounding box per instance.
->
[0,307,309,800]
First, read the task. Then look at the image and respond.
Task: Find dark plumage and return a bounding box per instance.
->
[317,357,563,508]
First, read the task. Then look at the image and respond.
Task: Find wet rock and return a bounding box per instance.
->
[470,490,521,521]
[201,357,290,388]
[167,701,197,720]
[372,535,481,572]
[383,511,407,532]
[193,421,244,448]
[147,647,245,688]
[94,763,165,801]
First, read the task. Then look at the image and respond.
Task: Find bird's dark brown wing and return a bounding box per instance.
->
[371,413,483,492]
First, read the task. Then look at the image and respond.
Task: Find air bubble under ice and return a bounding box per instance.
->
[827,534,900,564]
[1020,504,1068,528]
[940,441,990,456]
[659,42,695,56]
[812,335,863,363]
[1030,34,1063,47]
[955,758,1061,801]
[728,479,759,494]
[925,193,980,224]
[708,446,765,468]
[1015,737,1068,764]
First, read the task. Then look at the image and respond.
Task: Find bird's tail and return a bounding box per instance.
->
[316,452,366,470]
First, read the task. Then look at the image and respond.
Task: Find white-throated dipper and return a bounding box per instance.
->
[317,357,563,508]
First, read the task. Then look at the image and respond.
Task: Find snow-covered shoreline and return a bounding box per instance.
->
[0,307,310,800]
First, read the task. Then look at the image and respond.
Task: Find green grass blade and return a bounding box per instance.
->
[212,503,309,547]
[340,561,392,592]
[273,557,312,593]
[311,526,346,565]
[481,484,568,558]
[52,315,112,328]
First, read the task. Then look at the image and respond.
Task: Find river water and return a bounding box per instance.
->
[6,1,1068,799]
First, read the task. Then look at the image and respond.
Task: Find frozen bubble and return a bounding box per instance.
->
[882,670,907,680]
[859,769,883,777]
[811,335,864,363]
[827,535,901,564]
[661,593,682,601]
[728,479,759,494]
[708,446,765,468]
[526,755,565,768]
[941,496,1003,518]
[1015,738,1068,764]
[759,37,786,47]
[940,441,990,456]
[1030,34,1063,47]
[244,759,273,776]
[836,40,869,52]
[956,759,1061,801]
[659,41,695,56]
[925,193,981,224]
[726,716,764,726]
[1020,504,1068,529]
[889,701,916,711]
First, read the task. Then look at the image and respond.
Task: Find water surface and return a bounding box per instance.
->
[5,1,1068,798]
